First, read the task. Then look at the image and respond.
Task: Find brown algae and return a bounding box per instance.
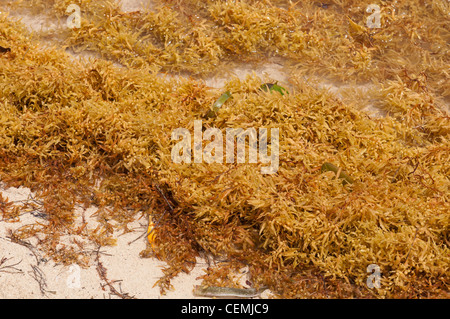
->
[0,0,449,298]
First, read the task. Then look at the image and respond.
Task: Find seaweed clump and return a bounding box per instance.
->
[0,0,449,298]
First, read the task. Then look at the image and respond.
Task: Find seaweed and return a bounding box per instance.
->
[0,0,449,299]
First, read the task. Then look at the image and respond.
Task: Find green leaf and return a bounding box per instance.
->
[260,83,288,95]
[321,162,354,185]
[206,91,232,118]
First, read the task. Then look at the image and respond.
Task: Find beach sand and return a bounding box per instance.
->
[0,184,207,298]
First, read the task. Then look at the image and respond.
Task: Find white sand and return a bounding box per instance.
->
[0,184,211,298]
